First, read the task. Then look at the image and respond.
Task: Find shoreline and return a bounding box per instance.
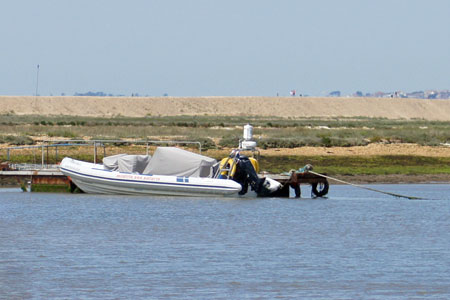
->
[326,174,450,185]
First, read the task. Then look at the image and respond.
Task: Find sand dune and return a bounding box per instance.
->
[1,96,450,121]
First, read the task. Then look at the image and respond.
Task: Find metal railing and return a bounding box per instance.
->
[2,139,202,169]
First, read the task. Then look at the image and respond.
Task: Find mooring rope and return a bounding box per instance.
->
[307,170,423,200]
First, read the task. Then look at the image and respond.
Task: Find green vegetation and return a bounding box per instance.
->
[1,114,449,178]
[31,184,70,193]
[1,114,449,148]
[0,135,34,145]
[1,114,449,186]
[259,155,450,175]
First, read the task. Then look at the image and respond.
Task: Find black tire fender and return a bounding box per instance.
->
[311,181,329,197]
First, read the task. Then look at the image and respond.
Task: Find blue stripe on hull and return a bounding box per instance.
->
[61,167,239,195]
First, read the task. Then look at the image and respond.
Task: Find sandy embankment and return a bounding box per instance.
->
[1,96,450,120]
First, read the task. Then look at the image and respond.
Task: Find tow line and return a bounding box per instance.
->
[307,170,423,200]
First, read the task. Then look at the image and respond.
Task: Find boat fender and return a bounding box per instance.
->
[262,177,282,192]
[311,181,329,198]
[248,157,259,173]
[219,157,236,178]
[219,156,259,178]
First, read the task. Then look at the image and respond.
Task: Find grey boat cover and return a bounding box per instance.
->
[143,147,217,178]
[103,154,152,174]
[103,154,127,170]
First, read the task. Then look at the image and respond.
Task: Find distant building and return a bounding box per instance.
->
[425,90,438,99]
[392,91,407,98]
[438,90,450,99]
[328,91,341,97]
[373,91,387,98]
[407,91,425,99]
[74,91,109,97]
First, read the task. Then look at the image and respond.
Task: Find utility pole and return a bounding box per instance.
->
[35,64,40,96]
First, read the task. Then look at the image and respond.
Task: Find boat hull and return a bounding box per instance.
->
[60,158,242,197]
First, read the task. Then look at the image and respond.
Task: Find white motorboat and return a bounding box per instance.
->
[60,125,284,197]
[60,147,244,197]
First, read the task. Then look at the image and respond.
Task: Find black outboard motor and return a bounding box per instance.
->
[232,156,278,197]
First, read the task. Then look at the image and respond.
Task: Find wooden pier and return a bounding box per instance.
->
[268,171,329,198]
[0,168,71,192]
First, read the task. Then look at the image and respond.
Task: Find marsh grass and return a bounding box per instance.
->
[2,143,449,176]
[0,135,34,145]
[2,114,449,177]
[1,114,449,148]
[259,155,450,175]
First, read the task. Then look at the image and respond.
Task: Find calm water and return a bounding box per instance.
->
[0,184,449,299]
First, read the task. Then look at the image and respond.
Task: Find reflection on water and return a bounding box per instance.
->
[0,184,449,299]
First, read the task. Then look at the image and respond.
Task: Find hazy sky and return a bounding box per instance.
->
[1,0,449,97]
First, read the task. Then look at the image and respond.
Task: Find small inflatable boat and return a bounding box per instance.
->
[60,147,244,197]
